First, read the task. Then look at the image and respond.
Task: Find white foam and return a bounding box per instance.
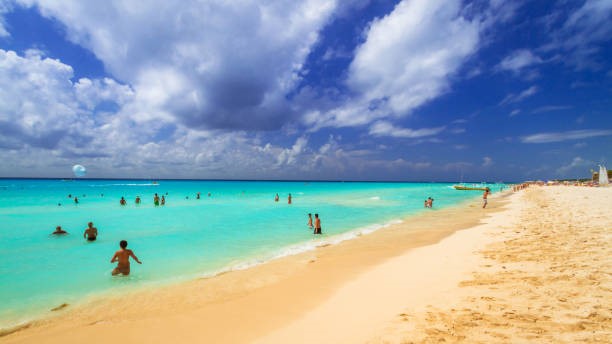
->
[199,219,403,278]
[369,196,380,200]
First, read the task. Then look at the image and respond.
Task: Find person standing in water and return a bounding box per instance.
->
[135,196,141,204]
[288,193,292,204]
[161,195,165,205]
[307,213,313,229]
[120,197,127,205]
[314,214,321,234]
[154,193,160,206]
[110,240,142,276]
[83,222,98,241]
[274,193,279,202]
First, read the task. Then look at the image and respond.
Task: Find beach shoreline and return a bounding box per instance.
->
[4,186,609,343]
[1,189,508,342]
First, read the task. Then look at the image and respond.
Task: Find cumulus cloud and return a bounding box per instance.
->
[14,0,337,130]
[368,121,445,138]
[306,0,481,129]
[521,129,612,143]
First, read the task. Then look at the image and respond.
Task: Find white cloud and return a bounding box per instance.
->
[530,105,572,114]
[497,49,543,73]
[307,0,481,129]
[556,156,592,175]
[369,121,445,139]
[15,0,338,130]
[0,0,10,37]
[521,129,612,143]
[482,156,493,167]
[499,85,538,105]
[544,0,612,70]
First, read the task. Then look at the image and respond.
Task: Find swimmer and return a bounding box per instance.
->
[288,193,292,204]
[52,226,67,235]
[274,193,279,202]
[314,214,321,234]
[110,240,142,276]
[74,196,79,204]
[208,192,211,197]
[83,222,98,241]
[197,192,200,200]
[120,197,127,206]
[307,213,313,228]
[135,196,141,204]
[161,195,165,205]
[154,193,160,206]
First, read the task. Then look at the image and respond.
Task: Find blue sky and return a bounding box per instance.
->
[0,0,610,181]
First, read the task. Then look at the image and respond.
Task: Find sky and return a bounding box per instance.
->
[0,0,611,181]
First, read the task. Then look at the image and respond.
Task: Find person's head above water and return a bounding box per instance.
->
[88,222,93,227]
[120,240,128,248]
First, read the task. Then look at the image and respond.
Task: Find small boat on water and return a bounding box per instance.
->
[453,185,488,191]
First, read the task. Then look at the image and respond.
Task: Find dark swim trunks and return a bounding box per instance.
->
[87,237,96,241]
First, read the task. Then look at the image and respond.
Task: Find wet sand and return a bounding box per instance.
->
[2,186,610,343]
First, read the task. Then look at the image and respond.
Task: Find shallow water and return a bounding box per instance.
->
[0,179,505,327]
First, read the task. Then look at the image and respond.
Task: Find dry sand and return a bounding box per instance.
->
[1,186,610,343]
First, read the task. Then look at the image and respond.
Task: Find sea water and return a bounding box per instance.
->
[0,179,506,328]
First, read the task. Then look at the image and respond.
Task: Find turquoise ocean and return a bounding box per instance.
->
[0,179,506,328]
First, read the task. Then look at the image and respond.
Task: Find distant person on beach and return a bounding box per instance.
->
[161,195,166,205]
[83,222,98,241]
[120,197,126,206]
[110,240,142,276]
[135,196,141,204]
[52,226,67,235]
[288,193,292,204]
[307,213,313,228]
[154,193,160,206]
[314,214,321,234]
[482,188,490,208]
[275,193,279,202]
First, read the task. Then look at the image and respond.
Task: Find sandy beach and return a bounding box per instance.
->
[2,186,611,343]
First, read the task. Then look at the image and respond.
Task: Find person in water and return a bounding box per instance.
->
[482,188,490,208]
[52,225,67,235]
[120,197,127,205]
[314,214,321,234]
[161,195,166,205]
[274,193,279,202]
[307,213,313,228]
[74,196,79,204]
[83,222,98,241]
[196,192,201,199]
[154,193,160,206]
[135,196,141,204]
[288,193,292,204]
[110,240,142,276]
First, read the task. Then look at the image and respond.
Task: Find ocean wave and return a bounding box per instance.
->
[369,196,380,200]
[199,219,403,278]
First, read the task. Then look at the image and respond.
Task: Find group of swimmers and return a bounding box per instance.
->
[51,221,141,276]
[274,193,292,204]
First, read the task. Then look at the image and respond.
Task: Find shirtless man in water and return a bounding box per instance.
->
[83,222,98,241]
[110,240,142,276]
